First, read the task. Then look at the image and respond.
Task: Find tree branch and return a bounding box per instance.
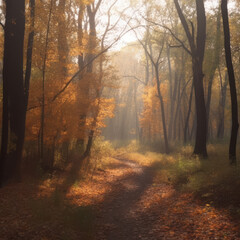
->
[174,0,195,52]
[123,75,146,85]
[51,20,139,102]
[141,16,192,56]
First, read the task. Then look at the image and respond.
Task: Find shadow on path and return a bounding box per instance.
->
[95,158,157,240]
[95,157,240,240]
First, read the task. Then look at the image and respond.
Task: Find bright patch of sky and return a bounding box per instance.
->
[100,0,237,51]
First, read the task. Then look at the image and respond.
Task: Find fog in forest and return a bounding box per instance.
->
[0,0,240,239]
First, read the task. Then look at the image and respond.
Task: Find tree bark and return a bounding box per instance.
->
[206,6,221,136]
[217,70,228,139]
[221,0,239,164]
[84,0,103,157]
[40,0,54,169]
[0,0,26,185]
[174,0,207,157]
[58,0,69,78]
[155,67,169,154]
[167,44,174,140]
[184,81,194,143]
[24,0,35,108]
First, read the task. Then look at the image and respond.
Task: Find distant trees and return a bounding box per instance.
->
[114,0,239,161]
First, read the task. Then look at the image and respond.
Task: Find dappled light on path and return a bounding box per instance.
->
[95,157,240,240]
[0,155,240,240]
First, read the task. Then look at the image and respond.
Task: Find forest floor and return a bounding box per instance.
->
[0,153,240,239]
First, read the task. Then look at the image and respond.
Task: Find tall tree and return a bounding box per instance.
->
[174,0,207,157]
[138,34,169,154]
[40,0,54,169]
[221,0,239,164]
[0,0,26,185]
[205,6,221,134]
[217,70,228,139]
[58,0,69,78]
[24,0,36,109]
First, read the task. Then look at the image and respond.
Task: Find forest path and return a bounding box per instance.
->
[95,157,240,240]
[0,156,239,240]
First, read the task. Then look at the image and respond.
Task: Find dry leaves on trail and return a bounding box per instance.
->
[0,157,240,240]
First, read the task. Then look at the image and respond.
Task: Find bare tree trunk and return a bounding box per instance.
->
[24,0,35,108]
[0,0,26,185]
[134,82,140,140]
[221,0,239,164]
[58,0,69,78]
[167,44,174,140]
[217,71,228,139]
[174,0,207,157]
[155,68,169,154]
[76,3,86,148]
[84,1,103,157]
[40,0,54,169]
[184,81,194,143]
[206,6,221,135]
[170,60,180,140]
[173,71,182,140]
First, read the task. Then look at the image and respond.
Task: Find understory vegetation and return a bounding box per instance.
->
[1,140,240,239]
[99,141,240,213]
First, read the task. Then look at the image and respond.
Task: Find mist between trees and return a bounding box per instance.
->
[0,0,239,185]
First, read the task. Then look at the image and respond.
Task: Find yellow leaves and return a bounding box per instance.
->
[23,0,120,146]
[140,80,170,139]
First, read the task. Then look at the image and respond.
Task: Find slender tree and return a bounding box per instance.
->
[174,0,207,157]
[40,0,54,169]
[25,0,36,109]
[217,70,228,139]
[206,6,221,134]
[221,0,239,163]
[138,34,169,154]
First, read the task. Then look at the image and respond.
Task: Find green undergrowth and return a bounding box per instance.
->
[89,137,116,170]
[121,143,240,213]
[87,139,240,214]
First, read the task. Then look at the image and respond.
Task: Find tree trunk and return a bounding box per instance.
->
[221,0,239,164]
[173,71,182,140]
[24,0,35,108]
[206,6,221,135]
[40,0,54,168]
[184,81,194,143]
[217,71,228,139]
[58,0,69,78]
[155,67,169,154]
[84,1,103,156]
[167,44,174,140]
[192,63,207,157]
[0,0,26,185]
[174,0,207,158]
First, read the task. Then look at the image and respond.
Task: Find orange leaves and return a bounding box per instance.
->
[140,79,170,140]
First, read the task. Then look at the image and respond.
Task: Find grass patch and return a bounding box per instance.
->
[123,144,240,214]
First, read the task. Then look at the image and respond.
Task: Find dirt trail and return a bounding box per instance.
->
[96,158,154,240]
[95,157,240,240]
[0,157,239,240]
